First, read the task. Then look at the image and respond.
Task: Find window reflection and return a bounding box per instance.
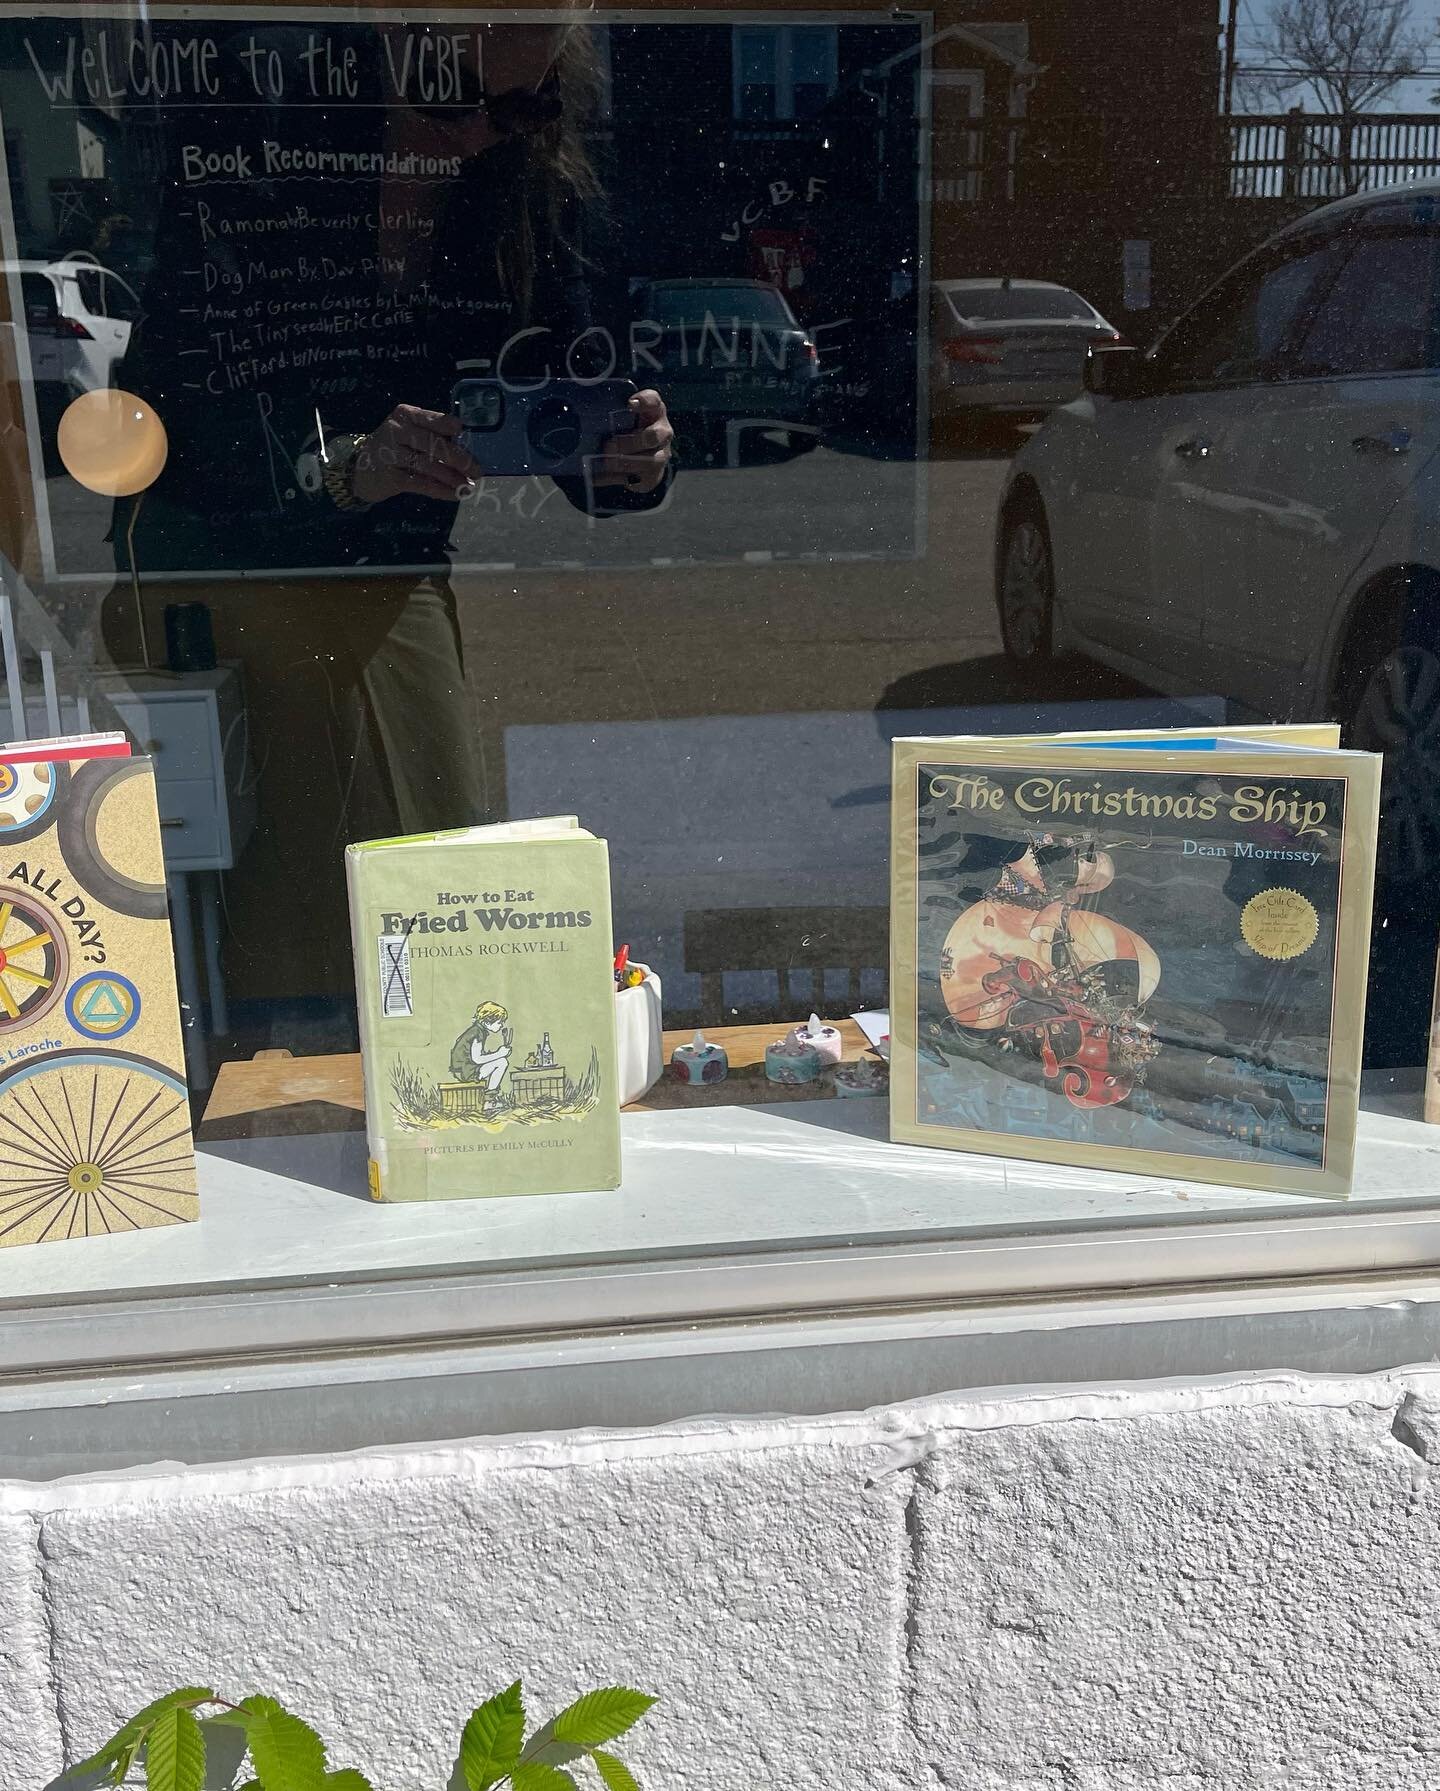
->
[0,1,1437,1089]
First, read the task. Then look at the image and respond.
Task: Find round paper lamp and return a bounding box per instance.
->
[57,389,168,496]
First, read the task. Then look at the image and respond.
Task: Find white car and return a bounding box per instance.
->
[933,278,1123,418]
[7,256,142,432]
[995,181,1440,881]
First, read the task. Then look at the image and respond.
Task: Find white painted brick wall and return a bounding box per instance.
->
[0,1515,63,1791]
[910,1395,1440,1791]
[2,1371,1438,1791]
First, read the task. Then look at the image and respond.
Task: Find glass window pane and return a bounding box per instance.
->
[20,271,57,328]
[1290,230,1440,376]
[945,284,1097,322]
[103,272,143,324]
[0,1,1433,1300]
[644,282,795,324]
[1156,237,1341,384]
[737,29,776,85]
[75,268,104,315]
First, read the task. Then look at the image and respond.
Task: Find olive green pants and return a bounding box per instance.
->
[119,574,488,1003]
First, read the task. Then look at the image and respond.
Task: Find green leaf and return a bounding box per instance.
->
[510,1766,577,1791]
[322,1774,373,1791]
[591,1754,641,1791]
[145,1707,207,1791]
[458,1682,526,1791]
[70,1690,218,1782]
[235,1697,327,1791]
[551,1691,657,1750]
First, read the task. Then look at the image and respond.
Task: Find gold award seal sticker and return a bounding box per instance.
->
[1241,887,1320,961]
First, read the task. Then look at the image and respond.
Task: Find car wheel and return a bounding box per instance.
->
[997,502,1056,674]
[1343,632,1440,885]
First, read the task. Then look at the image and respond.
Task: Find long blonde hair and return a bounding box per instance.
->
[496,27,604,316]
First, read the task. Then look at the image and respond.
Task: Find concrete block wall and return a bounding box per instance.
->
[3,1368,1439,1791]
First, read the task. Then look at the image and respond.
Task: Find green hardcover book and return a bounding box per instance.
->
[346,817,620,1201]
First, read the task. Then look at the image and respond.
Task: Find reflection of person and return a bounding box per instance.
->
[450,1001,514,1095]
[110,18,674,1002]
[122,18,675,569]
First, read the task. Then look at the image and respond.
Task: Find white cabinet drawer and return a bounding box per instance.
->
[155,778,221,866]
[110,697,216,783]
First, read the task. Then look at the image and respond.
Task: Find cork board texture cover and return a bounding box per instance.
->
[0,752,197,1245]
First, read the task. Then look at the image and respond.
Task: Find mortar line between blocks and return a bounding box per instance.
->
[31,1512,71,1767]
[900,1458,944,1791]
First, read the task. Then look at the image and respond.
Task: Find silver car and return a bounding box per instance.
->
[994,181,1440,882]
[932,277,1123,419]
[631,277,821,452]
[7,256,141,432]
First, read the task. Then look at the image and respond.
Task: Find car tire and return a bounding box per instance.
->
[997,498,1057,679]
[1339,598,1440,887]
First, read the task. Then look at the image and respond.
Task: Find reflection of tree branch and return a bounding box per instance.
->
[1240,0,1426,117]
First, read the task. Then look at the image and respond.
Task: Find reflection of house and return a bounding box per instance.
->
[600,17,923,324]
[1201,1095,1299,1154]
[600,1,1223,333]
[0,25,111,253]
[1266,1072,1327,1132]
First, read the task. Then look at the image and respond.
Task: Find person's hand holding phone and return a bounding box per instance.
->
[352,405,481,505]
[595,389,674,494]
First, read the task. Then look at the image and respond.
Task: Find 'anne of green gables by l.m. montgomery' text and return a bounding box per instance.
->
[346,819,620,1200]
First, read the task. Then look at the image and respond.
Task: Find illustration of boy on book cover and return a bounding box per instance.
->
[389,991,602,1134]
[911,761,1348,1173]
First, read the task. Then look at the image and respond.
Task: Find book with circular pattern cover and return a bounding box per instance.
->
[0,734,197,1247]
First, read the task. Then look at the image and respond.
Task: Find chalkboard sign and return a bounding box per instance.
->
[0,6,924,583]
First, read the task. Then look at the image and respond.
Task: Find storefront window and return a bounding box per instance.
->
[0,2,1438,1315]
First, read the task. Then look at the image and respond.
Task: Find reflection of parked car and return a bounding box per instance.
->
[6,255,142,436]
[995,181,1440,883]
[933,278,1123,419]
[630,278,821,455]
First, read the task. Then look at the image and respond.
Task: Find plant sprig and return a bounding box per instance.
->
[65,1681,657,1791]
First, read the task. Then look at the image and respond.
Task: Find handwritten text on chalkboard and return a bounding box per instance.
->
[23,28,486,105]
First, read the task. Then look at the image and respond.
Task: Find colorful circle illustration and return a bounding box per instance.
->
[0,758,68,844]
[0,1048,194,1243]
[58,758,168,920]
[0,885,69,1033]
[67,971,141,1041]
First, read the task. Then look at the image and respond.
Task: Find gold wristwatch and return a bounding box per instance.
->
[321,433,371,512]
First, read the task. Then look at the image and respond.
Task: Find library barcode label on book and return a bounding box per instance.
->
[379,932,413,1019]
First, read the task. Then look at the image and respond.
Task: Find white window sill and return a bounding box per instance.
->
[0,1091,1438,1383]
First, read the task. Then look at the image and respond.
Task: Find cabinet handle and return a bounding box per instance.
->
[159,818,186,831]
